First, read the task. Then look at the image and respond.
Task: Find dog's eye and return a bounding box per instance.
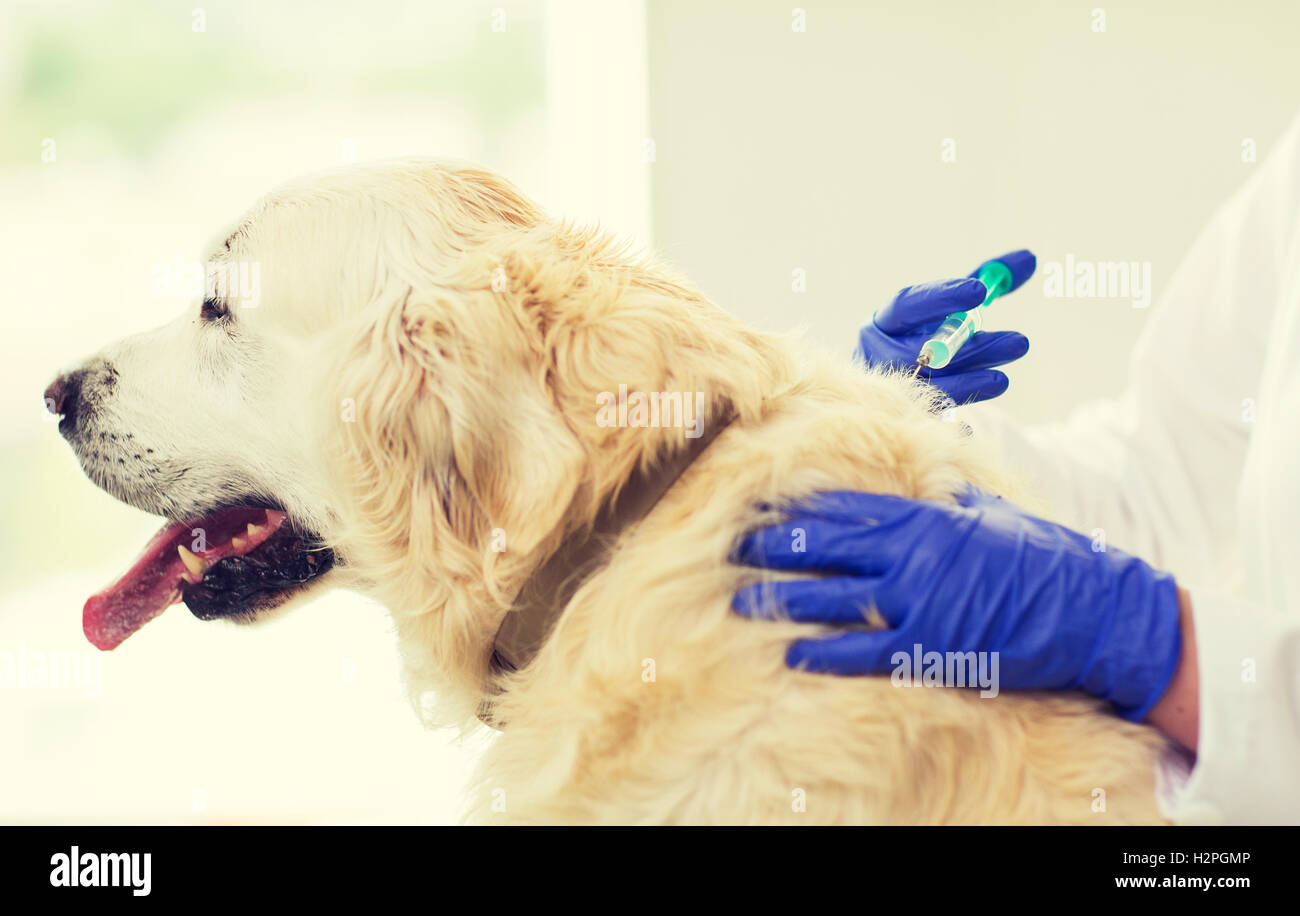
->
[200,298,230,323]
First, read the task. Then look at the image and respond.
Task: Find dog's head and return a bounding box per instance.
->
[46,161,572,650]
[48,159,766,730]
[48,160,749,707]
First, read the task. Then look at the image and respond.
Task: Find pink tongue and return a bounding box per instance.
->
[83,507,284,650]
[83,520,192,650]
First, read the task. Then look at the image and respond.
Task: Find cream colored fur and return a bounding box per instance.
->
[293,161,1172,824]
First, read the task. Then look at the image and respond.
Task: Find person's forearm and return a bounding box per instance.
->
[1144,587,1199,750]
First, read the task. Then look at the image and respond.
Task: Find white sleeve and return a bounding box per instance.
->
[965,113,1300,579]
[963,114,1300,825]
[1157,588,1300,825]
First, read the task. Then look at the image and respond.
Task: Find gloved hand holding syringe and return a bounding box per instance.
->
[913,250,1037,375]
[852,248,1034,402]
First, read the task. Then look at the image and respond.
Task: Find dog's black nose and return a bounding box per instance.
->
[44,368,88,432]
[44,370,83,416]
[45,361,117,437]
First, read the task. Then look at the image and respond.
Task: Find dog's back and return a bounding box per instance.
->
[471,352,1168,824]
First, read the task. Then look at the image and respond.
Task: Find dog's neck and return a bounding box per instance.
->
[479,409,734,726]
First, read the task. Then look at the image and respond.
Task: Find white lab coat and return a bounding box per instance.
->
[967,112,1300,825]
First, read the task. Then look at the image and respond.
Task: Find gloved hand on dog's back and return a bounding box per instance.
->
[731,486,1184,722]
[858,249,1035,403]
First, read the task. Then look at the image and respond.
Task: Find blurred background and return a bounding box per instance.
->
[2,0,1298,822]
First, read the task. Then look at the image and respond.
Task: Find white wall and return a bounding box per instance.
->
[647,0,1300,422]
[542,0,652,243]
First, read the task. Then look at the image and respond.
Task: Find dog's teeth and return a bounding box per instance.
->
[247,523,260,537]
[231,535,249,551]
[177,545,209,580]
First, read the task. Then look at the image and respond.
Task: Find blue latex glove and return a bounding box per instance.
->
[858,250,1035,403]
[732,487,1183,721]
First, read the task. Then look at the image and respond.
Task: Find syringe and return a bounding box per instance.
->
[914,251,1036,374]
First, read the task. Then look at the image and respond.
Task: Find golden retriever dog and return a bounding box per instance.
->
[45,161,1168,823]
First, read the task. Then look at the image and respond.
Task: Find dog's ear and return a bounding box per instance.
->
[408,283,588,560]
[328,263,587,593]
